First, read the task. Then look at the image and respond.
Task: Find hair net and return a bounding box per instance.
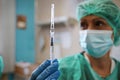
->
[77,0,120,46]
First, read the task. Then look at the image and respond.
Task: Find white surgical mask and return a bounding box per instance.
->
[79,30,113,58]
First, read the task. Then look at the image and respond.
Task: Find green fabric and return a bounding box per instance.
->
[0,56,3,77]
[58,52,120,80]
[76,0,120,46]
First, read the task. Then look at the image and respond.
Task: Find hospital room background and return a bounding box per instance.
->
[0,0,120,80]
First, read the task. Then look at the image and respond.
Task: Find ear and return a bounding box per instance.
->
[111,32,114,41]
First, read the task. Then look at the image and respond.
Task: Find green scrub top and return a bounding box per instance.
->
[58,52,120,80]
[0,56,3,77]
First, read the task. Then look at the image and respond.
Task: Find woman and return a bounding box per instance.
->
[30,0,120,80]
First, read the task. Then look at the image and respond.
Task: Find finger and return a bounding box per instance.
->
[52,59,58,63]
[45,70,60,80]
[30,60,51,80]
[36,61,59,80]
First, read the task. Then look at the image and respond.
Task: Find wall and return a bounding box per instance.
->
[36,0,78,22]
[16,0,35,63]
[1,0,15,73]
[36,24,81,64]
[110,0,120,61]
[35,0,81,63]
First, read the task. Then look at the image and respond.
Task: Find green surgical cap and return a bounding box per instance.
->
[77,0,120,46]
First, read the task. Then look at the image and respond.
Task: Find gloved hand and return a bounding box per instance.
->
[30,59,60,80]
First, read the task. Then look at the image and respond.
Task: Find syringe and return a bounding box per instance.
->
[50,4,55,64]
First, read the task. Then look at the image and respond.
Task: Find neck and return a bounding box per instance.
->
[85,51,112,77]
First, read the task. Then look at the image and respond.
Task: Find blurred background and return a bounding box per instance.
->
[0,0,120,80]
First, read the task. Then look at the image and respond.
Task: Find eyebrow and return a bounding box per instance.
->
[81,17,106,22]
[94,17,106,21]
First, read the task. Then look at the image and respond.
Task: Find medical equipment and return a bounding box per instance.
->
[79,30,113,58]
[50,4,55,63]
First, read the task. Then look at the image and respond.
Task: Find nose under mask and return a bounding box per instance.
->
[79,30,113,58]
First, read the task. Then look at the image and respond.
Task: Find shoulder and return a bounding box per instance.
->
[58,53,84,67]
[58,52,86,72]
[113,59,120,77]
[112,58,120,72]
[58,53,84,80]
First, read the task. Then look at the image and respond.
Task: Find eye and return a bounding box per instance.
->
[94,20,105,27]
[80,21,88,30]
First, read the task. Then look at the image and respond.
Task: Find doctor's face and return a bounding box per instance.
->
[80,15,113,31]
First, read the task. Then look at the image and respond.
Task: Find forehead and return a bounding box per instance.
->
[81,15,106,22]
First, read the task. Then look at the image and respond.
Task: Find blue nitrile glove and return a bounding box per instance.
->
[30,59,60,80]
